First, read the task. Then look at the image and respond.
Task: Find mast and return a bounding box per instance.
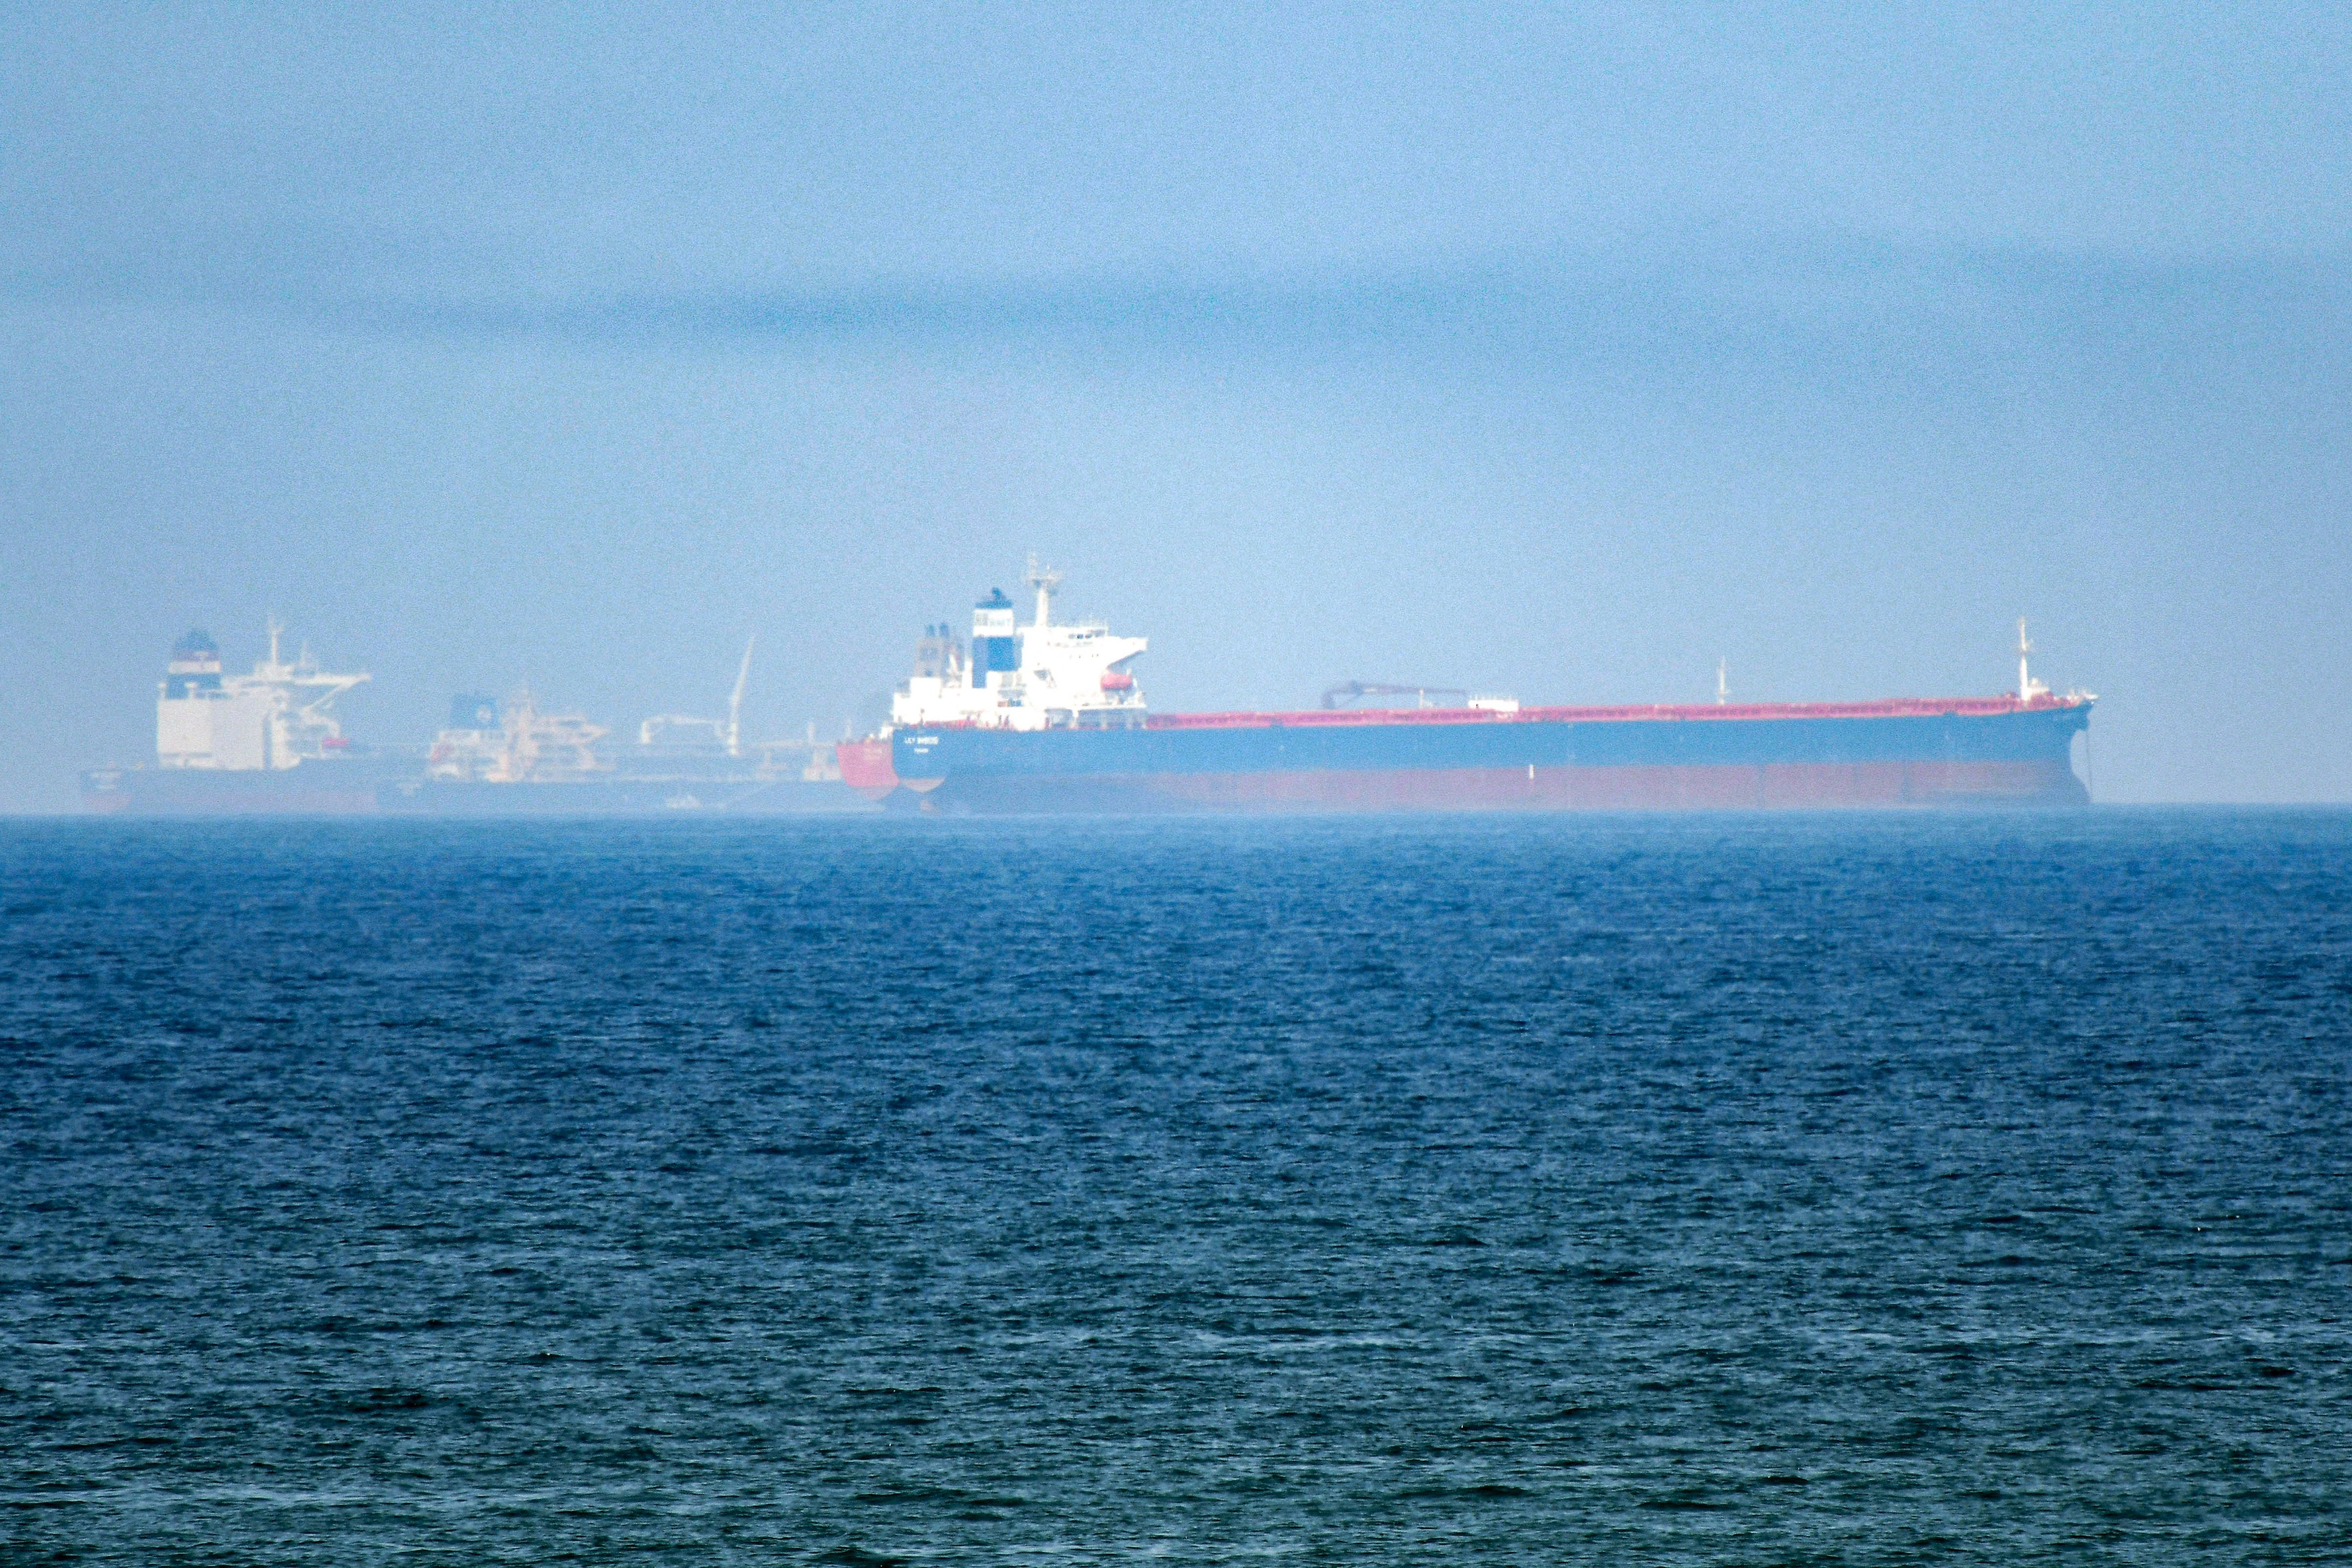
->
[1717,657,1728,705]
[2013,617,2052,703]
[727,635,755,757]
[1026,553,1061,631]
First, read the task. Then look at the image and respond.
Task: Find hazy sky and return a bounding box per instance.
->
[5,3,2348,807]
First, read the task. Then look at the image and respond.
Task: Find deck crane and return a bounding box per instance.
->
[637,635,759,751]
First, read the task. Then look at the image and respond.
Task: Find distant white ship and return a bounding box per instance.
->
[82,623,387,813]
[83,624,867,815]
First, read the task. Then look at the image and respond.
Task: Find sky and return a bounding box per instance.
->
[4,2,2348,807]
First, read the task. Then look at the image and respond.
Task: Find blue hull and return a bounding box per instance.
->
[890,702,2092,814]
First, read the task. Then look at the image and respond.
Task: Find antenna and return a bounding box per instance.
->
[267,615,284,669]
[1717,657,1728,705]
[727,635,755,757]
[1025,552,1061,630]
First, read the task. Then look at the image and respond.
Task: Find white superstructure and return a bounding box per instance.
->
[889,557,1147,730]
[156,623,368,770]
[428,689,611,782]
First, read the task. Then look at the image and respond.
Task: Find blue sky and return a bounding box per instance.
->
[4,3,2348,804]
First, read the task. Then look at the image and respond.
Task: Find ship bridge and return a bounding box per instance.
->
[890,558,1147,731]
[156,622,367,771]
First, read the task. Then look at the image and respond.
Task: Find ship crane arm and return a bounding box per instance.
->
[292,671,368,728]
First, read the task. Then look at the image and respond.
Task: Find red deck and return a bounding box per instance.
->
[1146,694,2078,730]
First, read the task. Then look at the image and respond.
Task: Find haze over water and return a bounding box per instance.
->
[6,5,2351,806]
[7,811,2347,1562]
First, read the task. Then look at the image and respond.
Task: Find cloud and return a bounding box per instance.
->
[36,241,2325,428]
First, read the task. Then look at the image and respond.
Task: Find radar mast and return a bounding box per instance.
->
[1026,553,1061,631]
[2016,617,2049,703]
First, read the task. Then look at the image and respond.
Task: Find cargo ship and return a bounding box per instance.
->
[83,626,869,815]
[839,563,2094,813]
[80,626,402,813]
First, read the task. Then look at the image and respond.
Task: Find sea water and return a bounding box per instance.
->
[4,811,2347,1564]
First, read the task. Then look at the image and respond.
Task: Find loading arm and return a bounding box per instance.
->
[1320,681,1471,710]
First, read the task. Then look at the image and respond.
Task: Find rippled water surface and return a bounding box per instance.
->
[4,812,2349,1564]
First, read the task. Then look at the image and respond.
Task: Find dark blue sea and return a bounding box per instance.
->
[4,812,2348,1564]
